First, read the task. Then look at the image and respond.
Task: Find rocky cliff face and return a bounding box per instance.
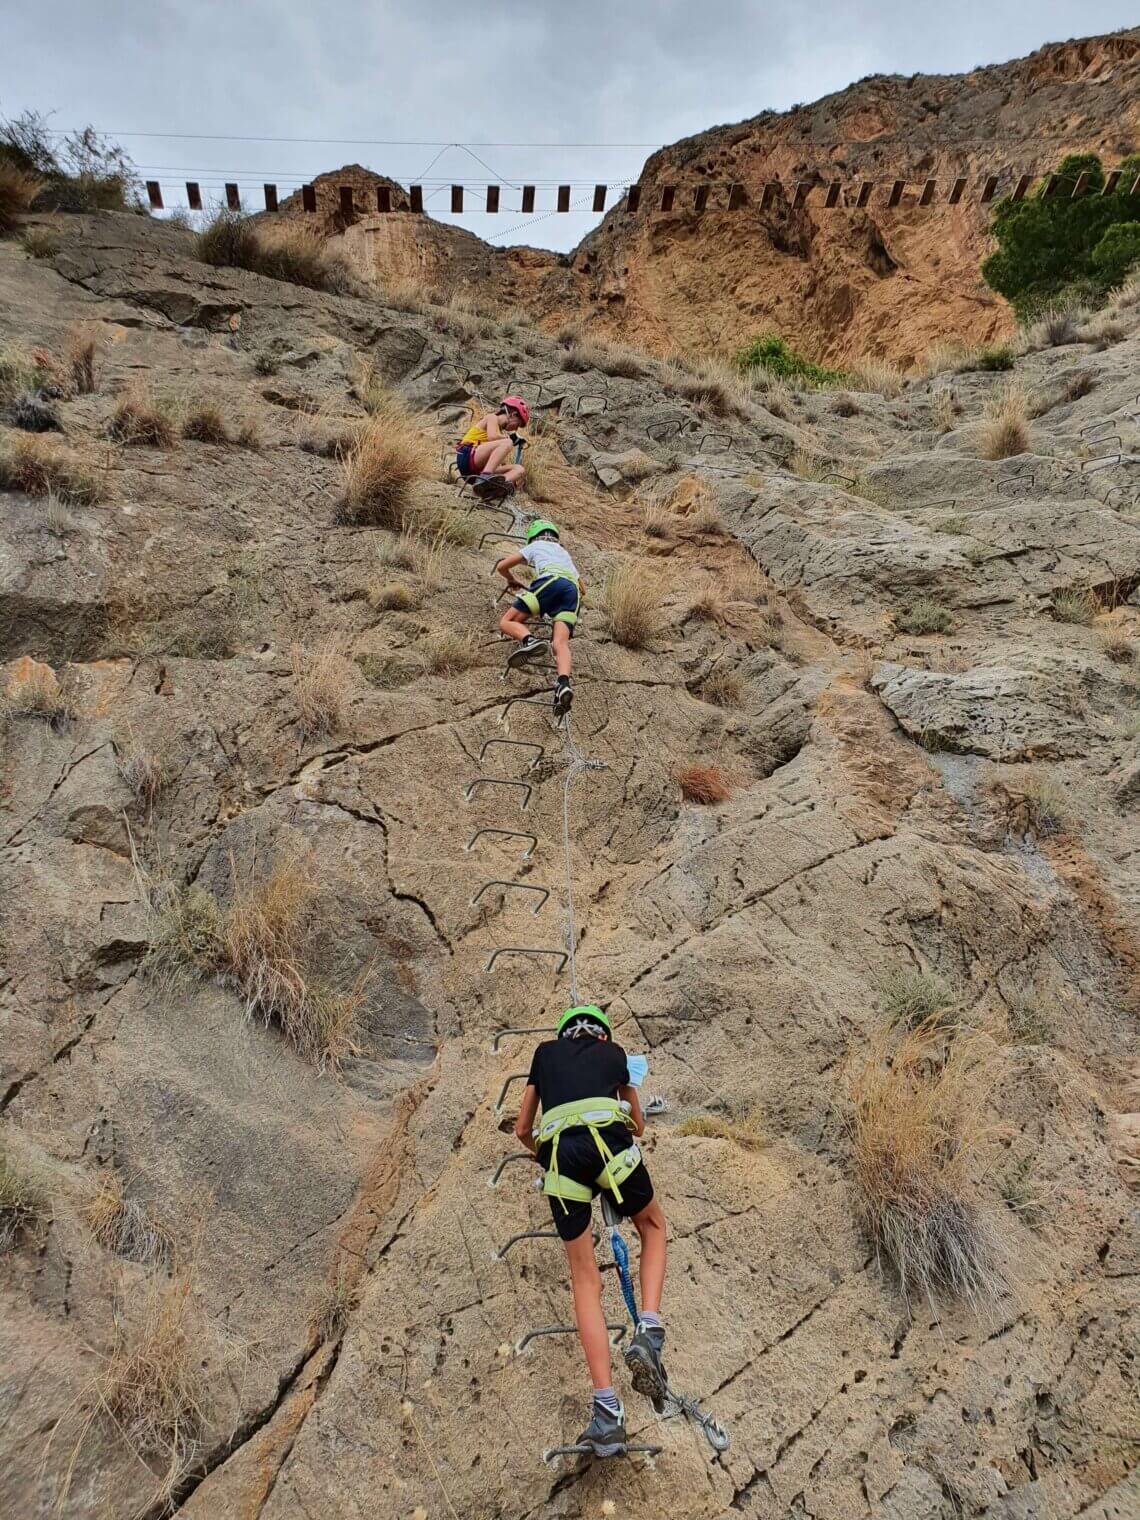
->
[1,208,1139,1520]
[320,30,1140,367]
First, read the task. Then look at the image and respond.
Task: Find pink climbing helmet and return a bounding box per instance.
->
[500,395,530,426]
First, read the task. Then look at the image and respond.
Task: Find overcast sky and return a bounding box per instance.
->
[2,1,1136,251]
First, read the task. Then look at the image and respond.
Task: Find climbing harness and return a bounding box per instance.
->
[534,1096,640,1211]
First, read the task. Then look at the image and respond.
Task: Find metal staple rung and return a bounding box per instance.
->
[516,1321,628,1353]
[493,1072,529,1112]
[464,777,533,810]
[485,947,568,975]
[488,1152,539,1186]
[477,738,545,766]
[491,1024,556,1051]
[465,828,538,859]
[478,531,527,550]
[471,880,551,915]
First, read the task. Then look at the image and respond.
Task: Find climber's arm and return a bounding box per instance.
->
[496,551,530,587]
[514,1083,539,1154]
[619,1084,645,1138]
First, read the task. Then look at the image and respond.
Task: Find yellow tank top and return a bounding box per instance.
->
[460,422,487,445]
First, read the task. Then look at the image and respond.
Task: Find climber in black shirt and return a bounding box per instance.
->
[514,1004,669,1456]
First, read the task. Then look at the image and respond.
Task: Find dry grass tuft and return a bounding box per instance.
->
[197,209,358,294]
[339,411,424,528]
[1022,305,1087,350]
[115,730,166,810]
[1016,771,1070,838]
[3,656,70,722]
[292,639,351,737]
[676,1107,766,1151]
[895,598,953,635]
[676,762,734,805]
[979,383,1030,461]
[1079,311,1126,348]
[253,351,279,376]
[1061,369,1096,403]
[831,391,861,417]
[1051,586,1098,625]
[420,629,480,676]
[220,852,365,1067]
[368,580,420,612]
[22,223,61,258]
[181,401,230,445]
[914,339,970,378]
[1101,626,1135,664]
[699,666,746,708]
[82,1272,210,1503]
[931,388,958,434]
[0,162,42,235]
[881,970,955,1030]
[84,1173,171,1265]
[850,355,905,398]
[788,446,831,482]
[64,325,98,394]
[234,416,261,450]
[108,388,177,448]
[849,1023,1005,1314]
[601,561,663,649]
[0,1142,47,1250]
[311,1264,357,1343]
[0,432,98,502]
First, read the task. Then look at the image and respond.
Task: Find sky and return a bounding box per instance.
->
[1,1,1136,251]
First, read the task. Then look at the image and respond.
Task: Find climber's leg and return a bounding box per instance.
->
[564,1225,612,1391]
[630,1197,666,1313]
[471,438,513,476]
[551,620,572,679]
[499,605,531,642]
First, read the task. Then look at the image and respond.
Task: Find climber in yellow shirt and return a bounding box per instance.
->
[456,395,529,499]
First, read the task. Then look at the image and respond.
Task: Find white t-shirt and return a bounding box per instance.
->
[522,540,579,580]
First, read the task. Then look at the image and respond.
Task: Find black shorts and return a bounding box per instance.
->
[541,1125,654,1242]
[513,574,580,632]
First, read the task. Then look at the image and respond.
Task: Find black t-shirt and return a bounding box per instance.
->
[527,1035,630,1112]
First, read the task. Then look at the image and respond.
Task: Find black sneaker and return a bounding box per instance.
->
[553,676,573,716]
[625,1323,667,1411]
[506,635,546,668]
[576,1398,627,1457]
[474,475,512,501]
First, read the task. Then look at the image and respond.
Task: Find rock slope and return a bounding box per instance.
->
[1,209,1139,1520]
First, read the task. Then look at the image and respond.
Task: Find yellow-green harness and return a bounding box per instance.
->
[517,572,580,627]
[535,1096,641,1209]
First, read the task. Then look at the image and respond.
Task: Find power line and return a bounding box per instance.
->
[43,128,664,149]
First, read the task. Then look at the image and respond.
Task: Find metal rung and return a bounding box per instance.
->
[491,1024,556,1051]
[472,880,551,914]
[478,738,545,767]
[489,1152,540,1186]
[917,499,957,510]
[486,947,568,975]
[466,828,538,859]
[479,531,526,550]
[464,777,533,809]
[1083,455,1121,474]
[494,1226,597,1259]
[821,473,856,487]
[493,1071,529,1111]
[517,1321,627,1353]
[498,694,555,722]
[544,1440,660,1463]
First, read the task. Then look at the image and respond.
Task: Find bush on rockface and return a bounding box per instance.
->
[736,333,846,389]
[0,110,144,213]
[982,152,1140,318]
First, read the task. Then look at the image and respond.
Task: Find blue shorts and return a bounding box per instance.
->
[456,442,479,478]
[513,574,580,630]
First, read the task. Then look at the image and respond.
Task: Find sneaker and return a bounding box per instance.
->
[506,635,547,668]
[576,1398,627,1457]
[624,1323,668,1412]
[553,676,573,716]
[474,474,512,501]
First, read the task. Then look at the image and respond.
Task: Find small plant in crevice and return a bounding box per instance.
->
[997,1156,1048,1229]
[980,383,1030,461]
[22,223,61,258]
[3,655,72,723]
[356,652,417,689]
[115,730,166,811]
[181,401,231,445]
[1051,586,1098,626]
[84,1172,172,1265]
[64,326,98,395]
[420,629,480,676]
[895,599,953,635]
[676,762,735,806]
[0,432,99,502]
[292,639,351,738]
[1061,370,1096,404]
[107,388,177,449]
[368,580,420,613]
[676,1106,767,1151]
[1013,770,1071,839]
[881,970,956,1030]
[0,1142,48,1250]
[253,351,279,376]
[931,388,959,434]
[337,411,424,529]
[601,560,663,650]
[9,391,60,432]
[848,1022,1005,1316]
[1005,992,1055,1045]
[698,666,746,708]
[311,1262,358,1343]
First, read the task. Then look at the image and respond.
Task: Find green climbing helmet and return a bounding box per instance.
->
[557,1004,611,1037]
[526,518,560,542]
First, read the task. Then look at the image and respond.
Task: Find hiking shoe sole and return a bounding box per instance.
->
[507,642,546,668]
[625,1344,667,1407]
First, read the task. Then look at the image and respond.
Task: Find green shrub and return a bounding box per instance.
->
[982,152,1140,318]
[895,599,953,635]
[737,333,846,388]
[1091,221,1140,285]
[973,345,1015,372]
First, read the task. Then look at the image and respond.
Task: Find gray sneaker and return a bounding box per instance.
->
[506,635,546,668]
[576,1398,627,1457]
[624,1323,668,1411]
